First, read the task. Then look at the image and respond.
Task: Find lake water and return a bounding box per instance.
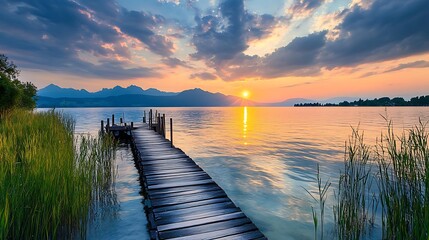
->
[39,107,429,240]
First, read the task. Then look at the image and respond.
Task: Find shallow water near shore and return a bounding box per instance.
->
[38,106,429,240]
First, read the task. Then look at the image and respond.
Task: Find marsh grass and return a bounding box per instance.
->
[376,120,429,239]
[334,128,376,240]
[308,120,429,240]
[305,164,331,240]
[0,110,116,239]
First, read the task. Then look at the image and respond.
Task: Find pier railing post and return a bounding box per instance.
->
[170,118,173,147]
[157,114,160,134]
[162,114,166,137]
[101,120,104,134]
[112,114,115,126]
[149,109,152,129]
[107,118,110,132]
[120,117,123,125]
[143,110,146,123]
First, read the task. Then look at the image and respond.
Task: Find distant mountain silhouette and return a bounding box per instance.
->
[37,84,177,98]
[272,98,316,106]
[37,88,253,108]
[38,84,92,98]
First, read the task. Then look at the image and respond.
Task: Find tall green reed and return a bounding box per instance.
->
[305,163,331,240]
[376,120,429,239]
[0,110,116,239]
[334,128,376,240]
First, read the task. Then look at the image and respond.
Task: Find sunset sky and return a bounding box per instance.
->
[1,0,428,102]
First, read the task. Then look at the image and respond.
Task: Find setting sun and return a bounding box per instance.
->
[242,90,250,99]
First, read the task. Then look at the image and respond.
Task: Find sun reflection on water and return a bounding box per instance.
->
[243,106,248,145]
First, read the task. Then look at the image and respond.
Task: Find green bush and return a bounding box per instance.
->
[0,54,37,112]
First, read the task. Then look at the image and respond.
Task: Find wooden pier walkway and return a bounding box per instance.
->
[130,123,266,240]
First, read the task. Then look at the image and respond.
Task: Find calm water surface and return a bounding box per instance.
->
[40,107,428,240]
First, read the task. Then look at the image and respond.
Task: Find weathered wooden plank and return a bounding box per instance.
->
[154,201,237,220]
[145,171,208,182]
[215,230,265,240]
[157,212,246,231]
[140,153,188,160]
[147,179,214,190]
[153,197,231,213]
[143,162,197,171]
[155,206,240,225]
[143,167,203,176]
[151,189,226,207]
[146,175,211,186]
[158,218,252,239]
[148,183,220,197]
[141,157,192,166]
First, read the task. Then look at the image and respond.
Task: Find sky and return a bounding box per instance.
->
[1,0,428,102]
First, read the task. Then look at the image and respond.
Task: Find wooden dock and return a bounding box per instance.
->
[129,123,266,240]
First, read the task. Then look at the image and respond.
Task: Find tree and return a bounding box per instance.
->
[0,54,37,111]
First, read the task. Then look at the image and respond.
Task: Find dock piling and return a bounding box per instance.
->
[101,120,104,134]
[170,118,173,147]
[143,110,146,123]
[112,114,115,126]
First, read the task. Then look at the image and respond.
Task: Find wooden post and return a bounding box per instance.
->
[170,118,173,147]
[157,114,160,134]
[120,117,123,124]
[101,120,104,134]
[107,118,110,132]
[162,114,166,137]
[143,110,146,123]
[131,122,134,129]
[112,114,115,125]
[149,109,152,128]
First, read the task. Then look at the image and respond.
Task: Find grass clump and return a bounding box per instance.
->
[0,110,116,239]
[307,120,429,240]
[334,128,376,240]
[376,120,429,239]
[305,164,331,240]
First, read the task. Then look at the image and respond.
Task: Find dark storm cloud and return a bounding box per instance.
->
[261,31,327,78]
[161,57,193,68]
[190,72,218,80]
[118,9,175,56]
[200,0,429,81]
[384,60,429,73]
[0,0,172,79]
[191,0,282,67]
[322,0,429,68]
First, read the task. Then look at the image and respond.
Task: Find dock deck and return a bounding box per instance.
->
[130,123,265,239]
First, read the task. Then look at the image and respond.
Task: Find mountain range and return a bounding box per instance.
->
[36,84,357,107]
[38,84,177,98]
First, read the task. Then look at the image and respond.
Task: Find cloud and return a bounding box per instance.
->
[161,57,193,68]
[288,0,327,18]
[384,60,429,73]
[191,0,282,66]
[322,0,429,68]
[190,72,218,80]
[200,0,429,81]
[118,9,175,56]
[0,0,176,79]
[261,31,326,78]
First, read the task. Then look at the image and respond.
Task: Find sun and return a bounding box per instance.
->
[242,90,250,99]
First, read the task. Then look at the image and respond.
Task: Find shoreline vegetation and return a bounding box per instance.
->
[295,96,429,107]
[0,110,117,239]
[307,120,429,240]
[1,54,118,238]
